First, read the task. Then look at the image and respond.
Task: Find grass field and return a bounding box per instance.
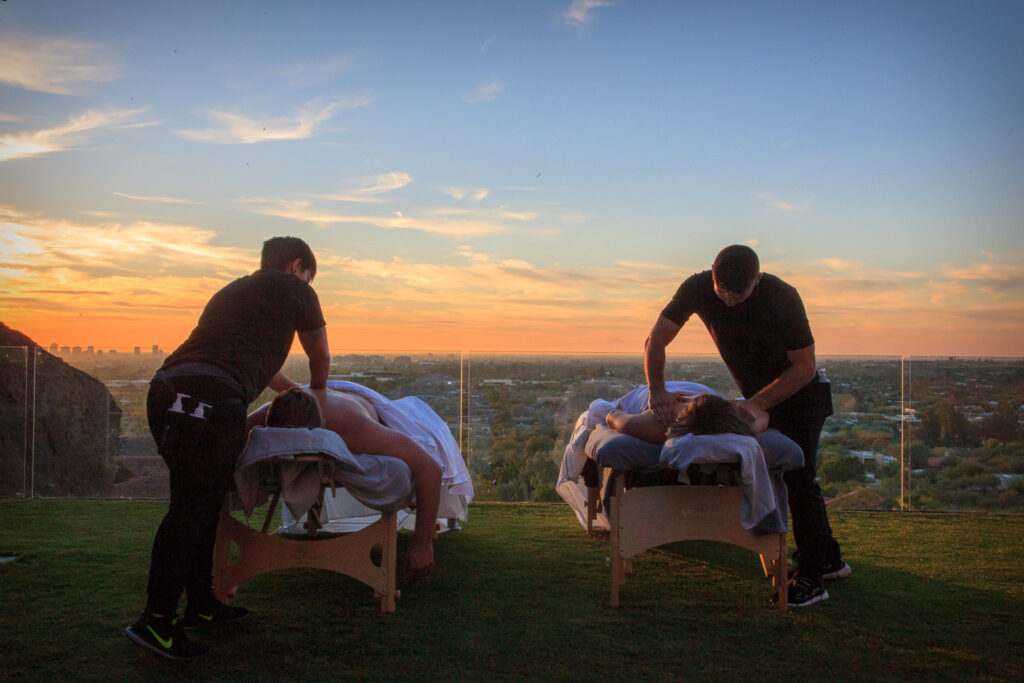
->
[1,500,1021,681]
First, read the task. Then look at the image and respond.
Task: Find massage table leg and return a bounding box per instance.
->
[213,499,399,613]
[608,479,787,611]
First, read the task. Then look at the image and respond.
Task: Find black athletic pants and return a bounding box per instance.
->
[771,411,842,580]
[144,377,246,616]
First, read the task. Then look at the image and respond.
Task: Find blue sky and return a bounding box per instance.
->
[1,0,1022,355]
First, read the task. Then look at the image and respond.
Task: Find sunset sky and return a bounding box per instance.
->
[2,1,1022,357]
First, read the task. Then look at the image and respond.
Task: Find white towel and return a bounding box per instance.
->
[234,426,414,519]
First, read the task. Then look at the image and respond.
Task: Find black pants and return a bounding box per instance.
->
[771,412,842,580]
[145,377,246,615]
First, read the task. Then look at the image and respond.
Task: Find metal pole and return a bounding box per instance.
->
[20,347,28,498]
[30,347,37,499]
[907,357,912,509]
[459,351,463,453]
[900,355,905,510]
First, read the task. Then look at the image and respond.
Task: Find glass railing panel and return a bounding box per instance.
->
[9,344,1023,512]
[904,356,1024,511]
[0,347,30,498]
[814,356,904,510]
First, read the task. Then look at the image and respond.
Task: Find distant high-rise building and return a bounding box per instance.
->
[87,346,94,354]
[134,346,141,355]
[152,344,159,354]
[49,343,58,354]
[73,346,82,354]
[60,346,70,355]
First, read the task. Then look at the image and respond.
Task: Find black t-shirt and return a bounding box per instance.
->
[660,270,814,400]
[159,269,326,403]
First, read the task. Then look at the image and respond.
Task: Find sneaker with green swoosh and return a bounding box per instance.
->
[183,599,250,629]
[125,611,209,660]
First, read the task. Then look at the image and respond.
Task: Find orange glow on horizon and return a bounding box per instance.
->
[6,307,1023,359]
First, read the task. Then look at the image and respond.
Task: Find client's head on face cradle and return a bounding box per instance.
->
[266,388,323,429]
[666,394,757,439]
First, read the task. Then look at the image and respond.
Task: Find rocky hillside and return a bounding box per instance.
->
[0,322,122,496]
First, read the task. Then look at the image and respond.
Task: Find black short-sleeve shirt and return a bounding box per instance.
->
[660,270,814,400]
[159,269,326,403]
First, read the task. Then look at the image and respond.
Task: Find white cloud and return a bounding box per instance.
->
[113,192,205,205]
[0,34,121,94]
[441,186,489,202]
[562,0,613,27]
[0,108,149,162]
[322,172,413,202]
[754,192,810,212]
[175,96,371,144]
[466,80,504,103]
[243,198,534,237]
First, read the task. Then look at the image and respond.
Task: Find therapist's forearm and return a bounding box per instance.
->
[748,363,815,411]
[644,339,668,393]
[307,353,330,389]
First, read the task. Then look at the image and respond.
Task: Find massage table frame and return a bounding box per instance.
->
[213,455,399,612]
[592,470,788,611]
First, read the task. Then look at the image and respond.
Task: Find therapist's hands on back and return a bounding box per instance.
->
[733,399,769,433]
[648,389,679,426]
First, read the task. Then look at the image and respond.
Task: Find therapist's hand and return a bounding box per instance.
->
[304,387,328,426]
[734,399,769,433]
[649,389,678,426]
[404,540,434,582]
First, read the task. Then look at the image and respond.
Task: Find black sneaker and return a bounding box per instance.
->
[788,575,829,608]
[183,599,250,629]
[822,558,852,580]
[125,611,209,660]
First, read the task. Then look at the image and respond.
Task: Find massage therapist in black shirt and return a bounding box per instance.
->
[126,236,330,659]
[644,244,849,607]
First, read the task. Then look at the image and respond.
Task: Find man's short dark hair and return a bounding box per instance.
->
[712,245,759,292]
[261,236,317,277]
[266,388,322,428]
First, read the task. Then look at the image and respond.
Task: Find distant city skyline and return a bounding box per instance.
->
[2,2,1022,356]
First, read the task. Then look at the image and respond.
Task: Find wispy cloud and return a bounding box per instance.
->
[755,192,810,212]
[466,80,504,103]
[321,172,413,202]
[0,204,251,277]
[273,54,356,86]
[562,0,613,27]
[243,198,529,237]
[441,187,490,202]
[175,96,371,144]
[0,34,121,94]
[0,204,257,346]
[113,192,205,205]
[0,108,149,162]
[942,253,1024,290]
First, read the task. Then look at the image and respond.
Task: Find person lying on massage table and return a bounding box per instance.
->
[606,392,768,444]
[249,387,442,582]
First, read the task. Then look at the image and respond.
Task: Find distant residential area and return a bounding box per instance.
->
[46,351,1024,511]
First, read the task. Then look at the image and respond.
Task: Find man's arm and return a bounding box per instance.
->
[268,372,300,392]
[325,406,442,582]
[644,315,683,425]
[739,344,817,417]
[298,325,331,415]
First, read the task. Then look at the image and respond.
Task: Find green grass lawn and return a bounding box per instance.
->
[1,500,1021,681]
